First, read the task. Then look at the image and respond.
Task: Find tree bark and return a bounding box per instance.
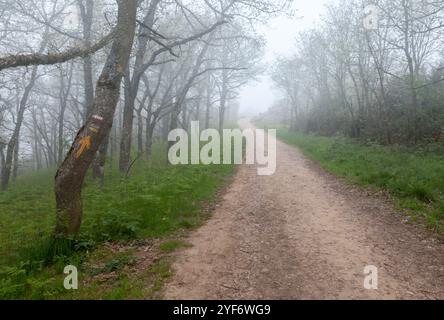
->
[58,64,74,165]
[205,81,212,129]
[12,139,19,180]
[78,0,95,121]
[119,87,137,172]
[54,0,138,236]
[0,144,5,180]
[31,109,42,170]
[92,134,110,187]
[119,0,161,173]
[145,118,156,160]
[137,108,144,155]
[218,70,228,132]
[0,32,113,71]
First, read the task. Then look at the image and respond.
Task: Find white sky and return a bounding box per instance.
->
[239,0,328,115]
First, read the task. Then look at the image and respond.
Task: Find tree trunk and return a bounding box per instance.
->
[109,119,117,170]
[31,109,42,170]
[58,64,74,165]
[218,79,228,132]
[168,103,181,152]
[0,144,5,180]
[119,0,160,173]
[137,108,144,155]
[92,134,110,187]
[83,57,94,120]
[12,139,19,180]
[167,98,184,164]
[58,104,67,166]
[79,0,95,121]
[402,0,420,143]
[119,87,137,173]
[54,0,137,236]
[1,65,39,191]
[195,98,201,122]
[145,118,156,160]
[218,57,228,132]
[39,108,57,167]
[205,87,211,129]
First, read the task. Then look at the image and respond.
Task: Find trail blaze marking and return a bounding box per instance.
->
[89,126,99,133]
[92,115,104,122]
[89,115,104,133]
[76,136,92,159]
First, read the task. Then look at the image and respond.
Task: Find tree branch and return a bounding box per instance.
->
[0,32,114,71]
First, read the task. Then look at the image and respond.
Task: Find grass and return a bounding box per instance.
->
[275,128,444,234]
[0,144,235,299]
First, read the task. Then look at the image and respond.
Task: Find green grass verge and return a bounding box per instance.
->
[275,128,444,234]
[0,144,235,299]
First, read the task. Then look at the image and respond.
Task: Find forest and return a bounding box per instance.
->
[269,0,444,145]
[261,0,444,237]
[0,0,288,299]
[1,0,444,302]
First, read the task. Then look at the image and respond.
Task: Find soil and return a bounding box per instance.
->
[164,121,444,300]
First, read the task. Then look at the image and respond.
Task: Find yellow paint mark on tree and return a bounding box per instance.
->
[76,136,92,159]
[117,64,123,74]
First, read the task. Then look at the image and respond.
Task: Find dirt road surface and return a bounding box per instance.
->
[164,121,444,300]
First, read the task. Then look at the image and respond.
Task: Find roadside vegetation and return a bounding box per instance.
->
[276,128,444,235]
[0,0,278,300]
[0,145,235,299]
[263,0,444,236]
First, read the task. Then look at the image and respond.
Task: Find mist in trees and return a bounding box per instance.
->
[7,0,443,238]
[269,0,444,145]
[0,0,290,235]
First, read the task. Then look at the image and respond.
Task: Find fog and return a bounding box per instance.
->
[239,0,327,116]
[2,0,444,300]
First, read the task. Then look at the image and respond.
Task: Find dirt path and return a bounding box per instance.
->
[164,122,444,300]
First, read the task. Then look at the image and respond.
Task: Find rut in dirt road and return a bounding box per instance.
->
[164,123,444,300]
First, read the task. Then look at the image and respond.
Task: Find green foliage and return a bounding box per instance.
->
[91,208,142,241]
[148,259,173,294]
[0,146,235,299]
[103,255,136,274]
[160,240,191,252]
[0,261,63,300]
[277,129,444,233]
[0,264,29,299]
[90,252,137,276]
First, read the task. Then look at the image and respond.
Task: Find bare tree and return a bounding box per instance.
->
[54,0,138,236]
